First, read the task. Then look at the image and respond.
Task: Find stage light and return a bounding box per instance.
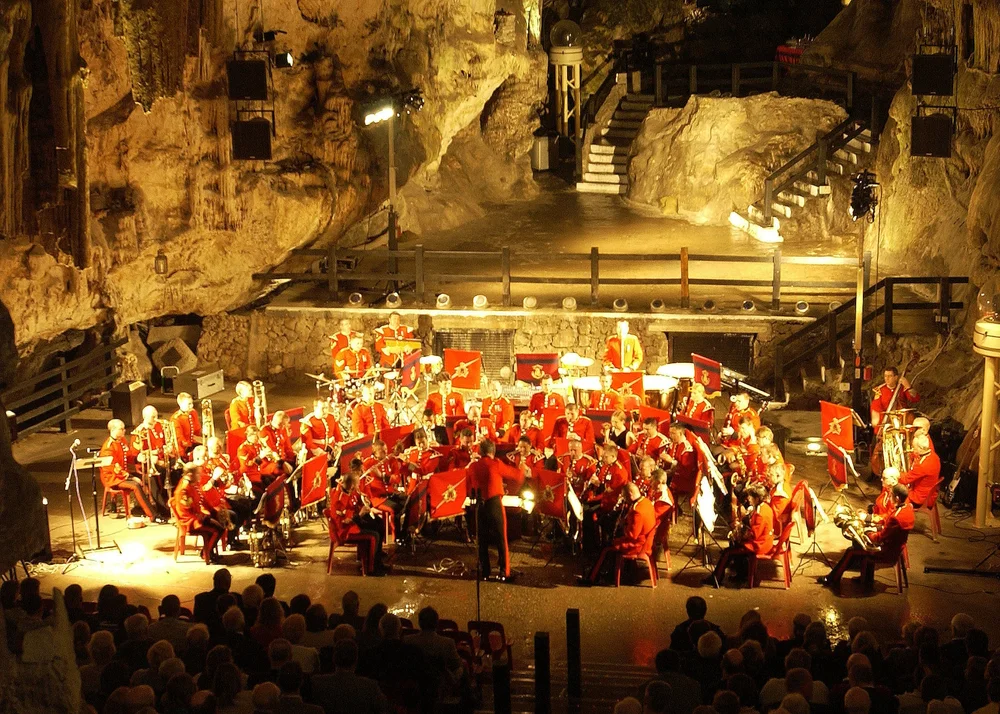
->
[849,170,879,222]
[154,249,168,275]
[274,51,293,69]
[473,294,489,310]
[702,299,716,312]
[521,489,536,514]
[348,292,363,306]
[385,292,401,309]
[807,441,823,452]
[742,299,756,312]
[829,301,842,311]
[562,296,577,311]
[254,29,286,42]
[795,300,810,315]
[650,298,665,313]
[523,296,538,310]
[613,298,628,313]
[42,497,47,506]
[365,106,394,126]
[436,293,451,309]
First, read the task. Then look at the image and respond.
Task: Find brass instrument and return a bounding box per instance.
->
[132,423,159,496]
[833,505,879,551]
[202,399,215,440]
[881,409,914,474]
[252,380,268,429]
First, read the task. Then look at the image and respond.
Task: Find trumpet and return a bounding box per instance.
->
[202,399,215,440]
[252,380,268,429]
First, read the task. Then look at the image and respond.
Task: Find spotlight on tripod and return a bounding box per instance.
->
[849,170,879,223]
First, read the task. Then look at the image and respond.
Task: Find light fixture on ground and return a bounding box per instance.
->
[348,292,363,307]
[154,249,168,275]
[742,299,756,312]
[436,293,451,309]
[562,296,577,311]
[650,298,665,313]
[254,29,286,43]
[702,299,716,312]
[795,300,810,315]
[473,294,489,310]
[274,51,293,69]
[523,296,538,310]
[385,292,401,309]
[829,301,842,311]
[613,298,628,313]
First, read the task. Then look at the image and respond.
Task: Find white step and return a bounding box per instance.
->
[608,119,643,130]
[576,181,627,195]
[587,163,627,175]
[848,136,874,153]
[600,128,639,140]
[770,201,794,218]
[590,143,629,156]
[834,148,860,164]
[614,110,648,121]
[588,153,628,165]
[582,172,627,184]
[729,211,782,244]
[747,204,781,229]
[826,160,852,176]
[794,179,831,196]
[777,190,807,207]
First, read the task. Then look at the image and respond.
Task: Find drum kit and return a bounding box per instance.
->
[305,365,423,431]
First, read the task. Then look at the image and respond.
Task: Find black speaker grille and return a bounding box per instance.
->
[232,120,273,161]
[911,54,954,96]
[911,115,952,158]
[227,59,269,100]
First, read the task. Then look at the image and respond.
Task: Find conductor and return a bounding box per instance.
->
[468,440,525,583]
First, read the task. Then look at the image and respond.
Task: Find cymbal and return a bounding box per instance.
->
[576,357,594,368]
[306,372,335,384]
[656,362,695,379]
[560,352,581,367]
[419,355,443,365]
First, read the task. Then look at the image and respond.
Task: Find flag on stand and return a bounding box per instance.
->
[820,400,854,452]
[400,349,422,390]
[533,469,567,520]
[428,469,468,520]
[379,424,413,454]
[443,349,482,390]
[300,454,328,508]
[827,444,849,489]
[692,354,722,393]
[611,372,644,404]
[516,353,560,384]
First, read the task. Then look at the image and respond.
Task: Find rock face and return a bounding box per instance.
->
[627,93,847,224]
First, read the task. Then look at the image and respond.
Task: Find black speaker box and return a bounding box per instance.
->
[912,54,954,96]
[227,59,269,100]
[110,381,147,428]
[911,115,953,158]
[232,120,272,161]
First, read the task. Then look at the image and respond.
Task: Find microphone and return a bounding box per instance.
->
[71,438,81,448]
[86,447,102,454]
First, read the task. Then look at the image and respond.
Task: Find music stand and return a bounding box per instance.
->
[675,477,723,577]
[792,485,832,576]
[822,443,869,506]
[77,454,118,555]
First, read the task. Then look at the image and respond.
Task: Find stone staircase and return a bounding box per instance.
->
[576,93,655,195]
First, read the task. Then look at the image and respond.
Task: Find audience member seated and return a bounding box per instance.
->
[310,639,389,714]
[149,595,191,655]
[277,661,323,714]
[328,590,365,631]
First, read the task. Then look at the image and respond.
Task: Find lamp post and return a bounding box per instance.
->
[973,284,1000,528]
[849,171,878,415]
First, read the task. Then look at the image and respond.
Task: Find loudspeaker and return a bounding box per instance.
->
[911,53,954,96]
[232,120,272,161]
[227,59,269,100]
[110,381,147,429]
[911,115,953,158]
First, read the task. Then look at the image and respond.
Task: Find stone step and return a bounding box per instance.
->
[576,181,627,195]
[607,119,643,130]
[834,147,860,164]
[582,172,627,184]
[777,189,807,207]
[621,101,653,112]
[614,109,648,121]
[586,162,627,175]
[826,159,853,176]
[625,94,654,104]
[770,200,795,218]
[795,178,831,196]
[729,210,783,244]
[589,143,629,156]
[848,136,874,153]
[600,128,639,140]
[588,153,628,165]
[747,204,781,229]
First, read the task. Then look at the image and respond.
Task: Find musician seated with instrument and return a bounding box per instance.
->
[648,468,674,559]
[589,373,623,412]
[202,437,253,549]
[331,461,389,576]
[820,483,914,589]
[425,372,466,417]
[374,311,414,368]
[170,392,202,459]
[260,411,297,474]
[100,418,157,523]
[455,403,498,443]
[351,385,391,438]
[708,482,773,588]
[550,402,595,445]
[237,425,280,498]
[900,433,941,508]
[766,462,793,537]
[483,381,515,438]
[229,381,254,429]
[173,463,227,565]
[629,417,669,463]
[871,467,900,523]
[301,399,343,460]
[506,410,543,449]
[578,482,655,586]
[400,429,445,540]
[507,436,546,488]
[334,332,375,384]
[421,408,450,446]
[560,434,598,497]
[721,392,760,444]
[871,366,919,428]
[362,438,407,541]
[132,405,173,520]
[529,374,565,416]
[662,423,699,508]
[581,442,630,553]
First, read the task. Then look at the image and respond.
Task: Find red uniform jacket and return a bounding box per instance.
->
[745,503,775,554]
[172,476,208,530]
[603,335,643,370]
[334,347,374,381]
[870,502,914,560]
[666,438,699,496]
[362,454,404,493]
[330,332,351,361]
[449,446,476,470]
[770,494,791,535]
[469,456,522,500]
[900,450,941,506]
[482,397,514,434]
[99,436,133,488]
[726,405,761,434]
[351,401,391,437]
[453,417,498,443]
[529,392,564,416]
[506,424,543,449]
[425,392,466,417]
[260,424,296,462]
[132,423,167,471]
[403,447,444,479]
[589,389,623,412]
[873,487,894,519]
[506,450,543,490]
[589,460,630,512]
[171,409,202,454]
[237,441,277,486]
[684,399,715,427]
[374,324,414,367]
[329,486,364,542]
[560,453,598,495]
[229,397,253,430]
[870,383,919,422]
[550,416,595,444]
[203,455,236,506]
[301,414,343,453]
[629,432,668,461]
[614,497,656,556]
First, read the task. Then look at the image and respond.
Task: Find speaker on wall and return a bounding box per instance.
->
[232,119,272,161]
[227,59,269,101]
[911,114,953,158]
[911,53,955,96]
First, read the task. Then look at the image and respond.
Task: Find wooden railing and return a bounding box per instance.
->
[3,339,124,438]
[773,277,968,400]
[256,246,861,309]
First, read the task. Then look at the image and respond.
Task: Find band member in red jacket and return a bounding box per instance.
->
[300,400,343,459]
[170,392,202,458]
[603,320,643,371]
[454,403,498,443]
[870,366,919,428]
[529,374,565,417]
[328,318,353,372]
[580,482,656,585]
[709,483,774,587]
[172,464,225,565]
[469,439,525,582]
[662,423,699,504]
[550,402,595,445]
[229,381,254,429]
[589,373,623,412]
[132,405,172,519]
[424,373,466,417]
[871,467,900,521]
[260,411,297,471]
[328,462,387,575]
[629,417,669,463]
[483,381,515,437]
[683,383,715,428]
[721,392,759,441]
[374,312,415,368]
[334,333,375,384]
[900,433,941,507]
[351,385,391,437]
[237,426,280,495]
[363,437,406,538]
[100,419,155,521]
[506,410,543,449]
[559,435,598,497]
[579,443,630,553]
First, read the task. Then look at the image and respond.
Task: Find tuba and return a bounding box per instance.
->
[201,399,215,440]
[252,380,268,428]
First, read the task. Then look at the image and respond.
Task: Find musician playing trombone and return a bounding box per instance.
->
[870,366,919,428]
[100,418,156,522]
[132,405,172,520]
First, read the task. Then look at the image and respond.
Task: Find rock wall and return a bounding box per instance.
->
[627,93,847,224]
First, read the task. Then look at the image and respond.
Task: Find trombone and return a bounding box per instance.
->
[252,380,268,428]
[201,399,215,440]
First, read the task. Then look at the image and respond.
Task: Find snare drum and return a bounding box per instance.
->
[383,370,399,394]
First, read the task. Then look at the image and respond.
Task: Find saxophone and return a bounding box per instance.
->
[252,380,268,428]
[202,399,215,440]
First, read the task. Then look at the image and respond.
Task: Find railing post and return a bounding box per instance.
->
[327,245,339,296]
[58,356,71,433]
[680,247,690,309]
[846,71,854,110]
[938,278,952,333]
[732,63,740,97]
[590,247,600,306]
[501,247,511,308]
[414,244,425,303]
[827,312,839,368]
[566,609,582,704]
[655,63,663,107]
[689,64,697,95]
[492,662,512,714]
[763,179,773,224]
[817,137,828,184]
[773,343,785,402]
[771,61,780,91]
[534,632,551,714]
[771,248,782,311]
[883,278,894,335]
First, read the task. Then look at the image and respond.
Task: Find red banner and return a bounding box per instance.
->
[639,405,673,430]
[300,454,328,508]
[692,353,722,393]
[827,445,848,489]
[677,414,712,442]
[428,468,468,520]
[444,349,482,390]
[611,372,644,403]
[340,434,375,464]
[400,350,422,390]
[820,400,854,451]
[379,424,413,454]
[516,353,560,384]
[533,469,567,520]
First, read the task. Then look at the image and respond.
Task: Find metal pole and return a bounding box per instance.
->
[387,113,398,289]
[534,632,551,714]
[852,226,865,414]
[976,356,997,529]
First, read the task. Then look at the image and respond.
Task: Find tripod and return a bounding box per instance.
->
[675,507,720,577]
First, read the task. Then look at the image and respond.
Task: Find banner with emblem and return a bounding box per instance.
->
[610,372,644,405]
[638,405,673,432]
[400,349,422,390]
[340,434,375,464]
[533,469,567,520]
[443,349,482,390]
[827,443,849,488]
[692,354,722,393]
[379,424,413,454]
[515,353,560,384]
[428,468,468,520]
[820,400,854,451]
[300,454,328,508]
[676,414,712,442]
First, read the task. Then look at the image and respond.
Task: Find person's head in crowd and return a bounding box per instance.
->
[159,594,181,619]
[282,614,307,645]
[721,649,744,677]
[687,619,713,646]
[844,687,871,714]
[257,598,284,629]
[781,693,810,714]
[212,662,243,706]
[685,596,708,621]
[784,648,811,672]
[920,674,949,703]
[163,672,197,711]
[103,686,130,714]
[159,657,187,683]
[215,594,237,620]
[418,606,439,632]
[127,684,156,711]
[919,642,941,670]
[289,594,310,616]
[927,701,963,714]
[19,577,40,599]
[72,620,91,661]
[738,639,764,676]
[89,629,117,666]
[202,645,233,685]
[305,604,327,633]
[738,610,761,632]
[268,638,292,670]
[251,681,281,712]
[916,625,941,648]
[333,624,356,642]
[967,628,991,658]
[847,617,870,641]
[791,613,811,639]
[902,620,922,646]
[740,620,770,649]
[190,690,216,714]
[951,613,975,640]
[847,658,874,688]
[803,621,829,651]
[277,661,306,696]
[222,606,245,634]
[146,640,175,672]
[363,603,389,634]
[187,623,210,652]
[212,568,232,593]
[379,613,402,641]
[967,656,989,683]
[785,667,814,701]
[612,697,642,714]
[124,613,149,641]
[712,690,741,714]
[255,573,277,598]
[643,680,671,714]
[64,583,83,611]
[334,639,359,672]
[96,583,119,613]
[242,584,264,612]
[697,631,723,660]
[342,590,360,616]
[851,631,879,658]
[725,673,756,708]
[654,648,681,675]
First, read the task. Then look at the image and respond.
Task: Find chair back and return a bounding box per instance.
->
[437,618,460,632]
[770,521,795,557]
[922,478,944,509]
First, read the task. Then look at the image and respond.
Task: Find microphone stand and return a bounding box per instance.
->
[64,443,81,571]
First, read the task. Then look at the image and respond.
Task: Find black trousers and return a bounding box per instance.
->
[353,514,384,566]
[477,496,509,578]
[148,471,171,519]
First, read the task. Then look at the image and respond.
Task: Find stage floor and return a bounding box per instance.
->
[14,387,1000,667]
